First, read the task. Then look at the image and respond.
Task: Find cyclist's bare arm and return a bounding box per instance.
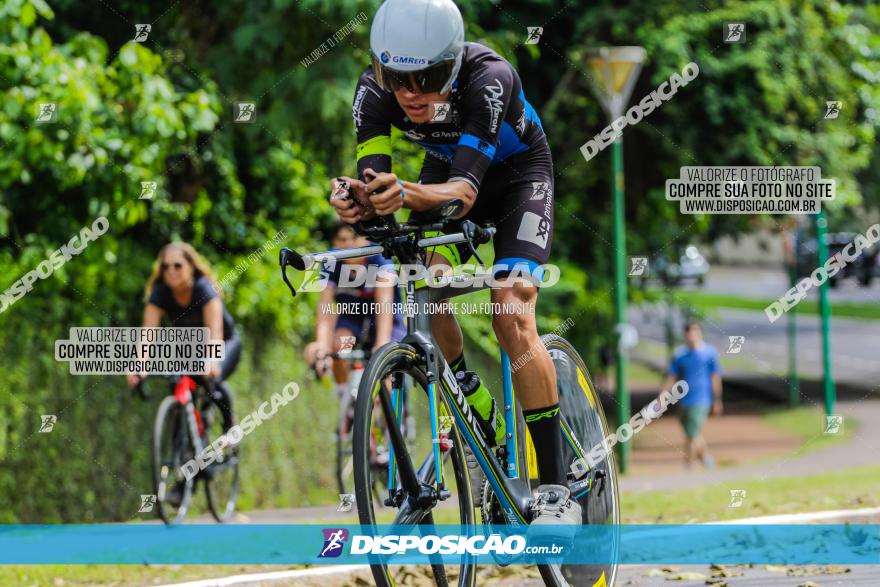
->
[372,270,395,350]
[126,304,163,387]
[203,298,224,378]
[365,171,476,216]
[306,285,337,365]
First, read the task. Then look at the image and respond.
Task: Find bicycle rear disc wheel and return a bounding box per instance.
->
[153,396,195,525]
[353,343,476,587]
[539,335,620,587]
[204,400,240,523]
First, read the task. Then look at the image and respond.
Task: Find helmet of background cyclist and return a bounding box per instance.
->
[370,0,464,95]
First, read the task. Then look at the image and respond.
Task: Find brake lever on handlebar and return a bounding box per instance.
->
[279,247,305,297]
[460,220,487,267]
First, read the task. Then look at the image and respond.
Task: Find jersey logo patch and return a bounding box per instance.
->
[352,86,368,128]
[516,211,550,249]
[484,79,504,134]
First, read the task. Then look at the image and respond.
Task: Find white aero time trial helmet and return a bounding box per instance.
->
[370,0,464,95]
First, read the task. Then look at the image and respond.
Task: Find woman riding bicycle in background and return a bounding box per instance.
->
[126,242,241,432]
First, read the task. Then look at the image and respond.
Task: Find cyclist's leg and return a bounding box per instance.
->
[424,251,465,362]
[332,316,363,393]
[214,333,242,431]
[485,156,566,489]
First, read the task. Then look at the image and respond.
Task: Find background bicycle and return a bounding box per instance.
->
[135,375,241,525]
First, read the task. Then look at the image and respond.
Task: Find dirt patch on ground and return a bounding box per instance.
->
[628,410,802,477]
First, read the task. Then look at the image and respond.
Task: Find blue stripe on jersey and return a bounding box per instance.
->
[416,122,531,165]
[520,89,544,130]
[458,133,497,159]
[419,142,457,161]
[495,122,530,160]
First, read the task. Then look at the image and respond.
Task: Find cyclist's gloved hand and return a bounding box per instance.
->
[205,364,222,380]
[330,176,372,224]
[364,168,405,216]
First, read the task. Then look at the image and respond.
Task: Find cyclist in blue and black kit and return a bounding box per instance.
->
[329,0,578,528]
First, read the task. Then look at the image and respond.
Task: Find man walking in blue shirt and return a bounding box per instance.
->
[662,321,723,468]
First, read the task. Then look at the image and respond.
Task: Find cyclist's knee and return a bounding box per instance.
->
[492,309,535,345]
[491,284,538,342]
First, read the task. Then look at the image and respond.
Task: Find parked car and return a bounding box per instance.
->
[795,232,879,287]
[637,245,710,287]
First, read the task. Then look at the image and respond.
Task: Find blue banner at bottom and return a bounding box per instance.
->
[1,524,878,565]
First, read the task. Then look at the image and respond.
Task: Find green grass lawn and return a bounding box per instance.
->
[761,404,855,453]
[658,289,880,320]
[622,464,880,523]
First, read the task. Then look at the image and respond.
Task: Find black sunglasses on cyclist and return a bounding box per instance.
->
[371,54,457,94]
[161,262,185,271]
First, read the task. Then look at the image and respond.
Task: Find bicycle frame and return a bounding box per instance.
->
[394,272,593,526]
[292,241,594,527]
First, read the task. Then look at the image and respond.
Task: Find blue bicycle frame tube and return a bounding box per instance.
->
[387,383,404,491]
[501,351,518,479]
[427,382,443,487]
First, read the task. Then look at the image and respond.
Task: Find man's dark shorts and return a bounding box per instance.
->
[679,405,711,439]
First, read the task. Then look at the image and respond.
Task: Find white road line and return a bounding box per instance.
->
[714,506,880,525]
[154,507,880,586]
[156,565,370,587]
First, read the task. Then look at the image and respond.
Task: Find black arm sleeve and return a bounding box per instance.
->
[353,70,393,182]
[447,61,516,192]
[418,151,451,185]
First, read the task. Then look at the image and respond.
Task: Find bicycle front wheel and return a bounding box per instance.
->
[203,398,240,523]
[153,395,195,525]
[353,342,476,587]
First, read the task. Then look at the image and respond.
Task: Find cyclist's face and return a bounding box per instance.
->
[332,228,368,264]
[162,249,193,288]
[393,87,450,123]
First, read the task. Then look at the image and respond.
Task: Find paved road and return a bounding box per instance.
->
[633,304,880,388]
[703,265,880,303]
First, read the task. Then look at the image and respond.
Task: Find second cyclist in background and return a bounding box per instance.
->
[304,221,405,394]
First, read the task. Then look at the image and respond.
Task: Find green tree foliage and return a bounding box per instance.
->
[0,0,877,520]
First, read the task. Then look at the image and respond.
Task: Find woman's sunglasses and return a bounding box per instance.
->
[161,262,185,271]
